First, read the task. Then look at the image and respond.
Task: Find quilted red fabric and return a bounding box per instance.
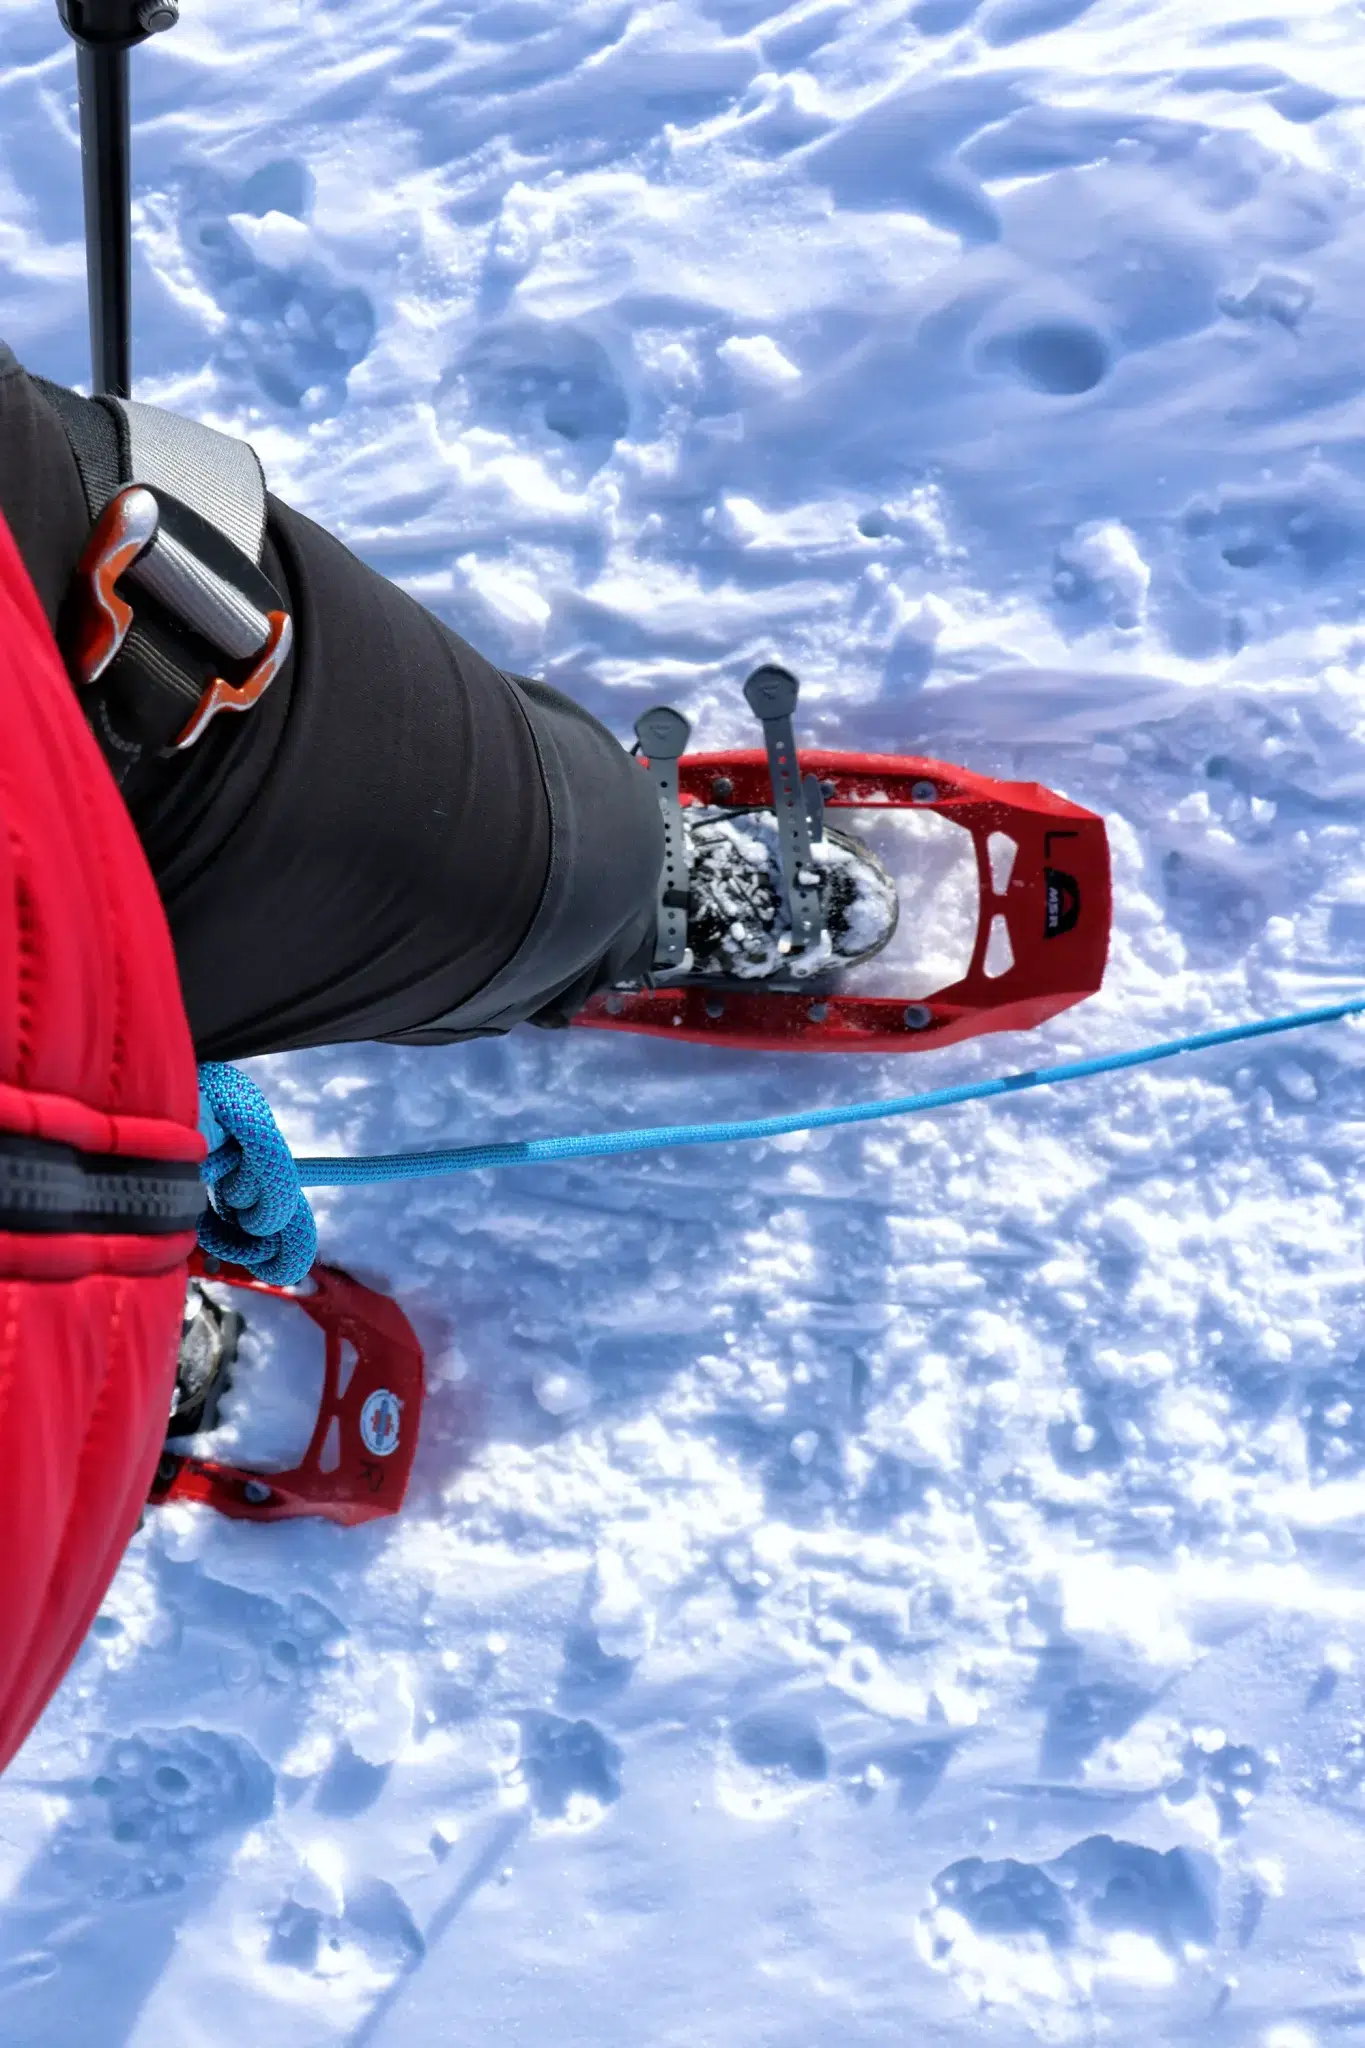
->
[0,506,203,1774]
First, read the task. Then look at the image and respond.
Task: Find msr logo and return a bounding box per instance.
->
[1044,869,1080,938]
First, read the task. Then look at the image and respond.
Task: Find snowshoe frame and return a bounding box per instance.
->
[150,1250,425,1526]
[577,747,1111,1053]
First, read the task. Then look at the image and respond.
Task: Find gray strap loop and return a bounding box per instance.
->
[112,397,268,564]
[125,520,271,659]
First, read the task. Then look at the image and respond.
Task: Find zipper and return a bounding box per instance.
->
[0,1127,205,1235]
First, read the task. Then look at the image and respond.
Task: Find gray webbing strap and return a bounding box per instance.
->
[122,500,274,661]
[113,398,268,565]
[742,664,825,954]
[634,706,693,972]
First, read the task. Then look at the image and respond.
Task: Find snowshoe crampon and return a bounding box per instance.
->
[149,1250,425,1527]
[576,665,1111,1054]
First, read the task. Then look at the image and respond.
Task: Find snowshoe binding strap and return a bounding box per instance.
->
[634,704,693,974]
[36,377,290,782]
[742,664,827,956]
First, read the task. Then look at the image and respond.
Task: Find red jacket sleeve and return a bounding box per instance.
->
[0,504,204,1774]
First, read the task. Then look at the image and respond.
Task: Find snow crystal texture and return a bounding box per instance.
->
[4,0,1365,2041]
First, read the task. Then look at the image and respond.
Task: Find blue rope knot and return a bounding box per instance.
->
[196,1062,318,1285]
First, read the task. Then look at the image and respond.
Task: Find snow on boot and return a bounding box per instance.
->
[682,809,898,982]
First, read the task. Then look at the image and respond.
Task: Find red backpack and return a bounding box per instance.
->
[0,506,204,1773]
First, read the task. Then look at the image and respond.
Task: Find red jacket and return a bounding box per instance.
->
[0,507,203,1773]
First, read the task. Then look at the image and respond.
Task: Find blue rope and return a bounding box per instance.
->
[196,1061,318,1284]
[290,995,1365,1188]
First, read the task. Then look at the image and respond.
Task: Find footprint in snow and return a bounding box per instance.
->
[269,1873,425,1980]
[91,1727,276,1852]
[1167,1731,1271,1836]
[516,1711,623,1825]
[170,162,375,414]
[843,1737,953,1811]
[441,318,629,482]
[41,1728,277,1903]
[717,1704,832,1819]
[1040,1679,1155,1781]
[922,1832,1218,2010]
[976,316,1111,396]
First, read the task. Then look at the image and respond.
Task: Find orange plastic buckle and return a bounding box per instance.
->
[70,483,292,750]
[170,609,291,750]
[70,482,159,684]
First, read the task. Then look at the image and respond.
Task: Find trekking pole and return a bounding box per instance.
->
[56,0,180,398]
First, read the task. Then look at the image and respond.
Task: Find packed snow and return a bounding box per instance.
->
[4,0,1365,2041]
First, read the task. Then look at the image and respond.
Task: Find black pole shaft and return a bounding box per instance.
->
[75,39,132,398]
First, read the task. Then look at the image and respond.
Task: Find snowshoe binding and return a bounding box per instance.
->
[629,666,897,992]
[149,1251,426,1527]
[576,662,1112,1055]
[683,809,897,982]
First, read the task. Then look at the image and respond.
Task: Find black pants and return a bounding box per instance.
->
[0,343,662,1059]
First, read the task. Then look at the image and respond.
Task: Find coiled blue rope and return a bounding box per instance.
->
[197,1061,318,1284]
[283,994,1365,1188]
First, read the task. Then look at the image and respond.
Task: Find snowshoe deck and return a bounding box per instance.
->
[149,1250,425,1526]
[577,744,1111,1054]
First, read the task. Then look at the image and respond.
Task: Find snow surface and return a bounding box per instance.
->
[5,0,1365,2041]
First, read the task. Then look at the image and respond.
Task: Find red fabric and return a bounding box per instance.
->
[0,1076,208,1162]
[0,506,204,1776]
[0,1229,197,1283]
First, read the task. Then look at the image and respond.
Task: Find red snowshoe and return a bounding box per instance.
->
[149,1250,425,1527]
[575,665,1110,1055]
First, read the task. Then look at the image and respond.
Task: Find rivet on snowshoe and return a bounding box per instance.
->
[904,1004,934,1029]
[705,996,725,1019]
[711,775,734,801]
[808,1001,829,1022]
[911,780,937,803]
[243,1481,273,1506]
[605,992,625,1015]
